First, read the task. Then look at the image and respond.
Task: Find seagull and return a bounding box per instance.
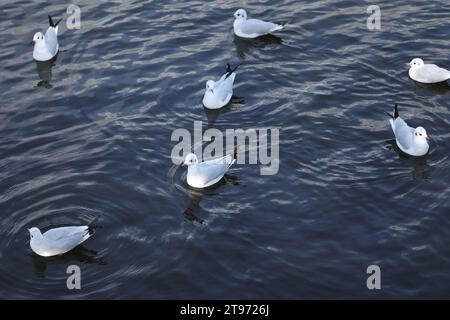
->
[407,58,450,84]
[386,104,431,157]
[233,9,283,39]
[183,148,237,188]
[202,64,239,109]
[32,15,62,62]
[28,214,100,257]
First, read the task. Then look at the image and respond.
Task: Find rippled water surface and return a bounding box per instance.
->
[1,0,449,299]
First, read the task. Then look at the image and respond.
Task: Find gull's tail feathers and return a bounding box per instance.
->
[48,15,62,28]
[385,103,399,119]
[228,145,242,167]
[271,24,284,32]
[225,63,240,79]
[87,213,101,235]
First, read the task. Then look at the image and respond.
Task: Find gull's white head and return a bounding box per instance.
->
[408,58,424,69]
[184,153,199,166]
[234,9,247,20]
[28,227,42,241]
[32,32,44,44]
[414,126,431,142]
[205,80,215,92]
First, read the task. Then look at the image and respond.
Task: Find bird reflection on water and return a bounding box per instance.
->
[34,54,58,89]
[183,174,240,224]
[31,245,106,275]
[203,96,245,126]
[386,139,429,181]
[408,78,450,95]
[233,34,284,59]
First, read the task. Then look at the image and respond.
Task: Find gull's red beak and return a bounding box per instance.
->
[426,136,432,141]
[405,63,411,69]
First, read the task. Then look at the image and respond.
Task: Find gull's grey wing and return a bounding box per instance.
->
[44,26,59,57]
[43,226,89,252]
[196,155,234,185]
[203,154,234,166]
[394,118,414,150]
[215,73,235,105]
[241,19,278,35]
[418,64,450,82]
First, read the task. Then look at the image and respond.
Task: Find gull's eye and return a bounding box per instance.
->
[415,132,418,136]
[419,133,422,136]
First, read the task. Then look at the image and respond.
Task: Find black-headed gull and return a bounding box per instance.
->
[387,104,431,157]
[183,149,237,188]
[407,58,450,84]
[29,214,100,257]
[233,9,283,39]
[202,64,239,109]
[32,15,62,62]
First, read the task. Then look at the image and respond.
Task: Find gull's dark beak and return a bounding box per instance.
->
[405,63,411,69]
[426,136,432,141]
[30,40,34,45]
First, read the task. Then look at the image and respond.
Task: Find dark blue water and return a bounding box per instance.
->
[0,0,449,299]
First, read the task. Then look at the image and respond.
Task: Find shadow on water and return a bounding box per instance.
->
[183,174,240,224]
[203,96,245,126]
[233,34,283,59]
[34,54,58,89]
[31,245,106,275]
[386,139,429,181]
[408,78,450,95]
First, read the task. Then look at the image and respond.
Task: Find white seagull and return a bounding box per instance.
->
[29,214,100,257]
[407,58,450,84]
[233,9,283,39]
[202,64,239,109]
[387,104,431,157]
[183,149,237,188]
[32,15,61,62]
